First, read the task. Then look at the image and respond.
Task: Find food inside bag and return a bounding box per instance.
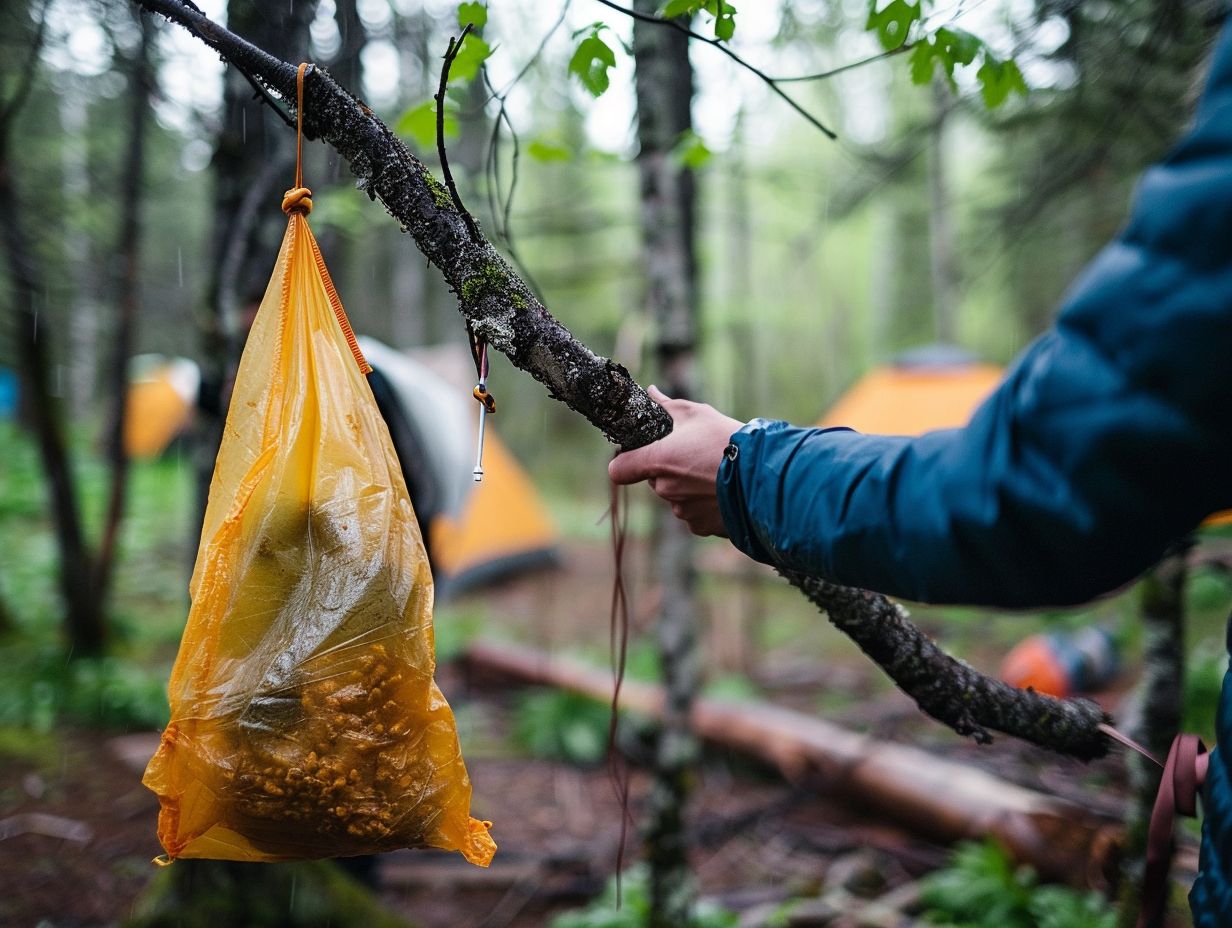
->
[142,64,494,867]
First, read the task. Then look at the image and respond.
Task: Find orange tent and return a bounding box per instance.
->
[818,345,1002,435]
[358,338,558,595]
[124,356,200,459]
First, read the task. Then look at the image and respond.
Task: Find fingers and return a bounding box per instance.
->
[609,444,658,485]
[647,384,674,405]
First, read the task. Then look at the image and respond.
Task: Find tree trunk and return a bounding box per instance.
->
[95,13,154,599]
[0,21,105,655]
[633,6,701,925]
[1116,548,1188,927]
[60,76,99,415]
[928,79,958,345]
[195,0,317,528]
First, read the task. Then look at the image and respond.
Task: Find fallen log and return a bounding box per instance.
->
[464,640,1122,888]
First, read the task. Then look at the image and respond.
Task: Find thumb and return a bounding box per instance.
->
[647,384,675,406]
[608,444,659,485]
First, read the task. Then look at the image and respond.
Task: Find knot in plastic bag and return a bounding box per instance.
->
[282,186,313,215]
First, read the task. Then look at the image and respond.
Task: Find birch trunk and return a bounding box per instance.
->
[633,6,702,924]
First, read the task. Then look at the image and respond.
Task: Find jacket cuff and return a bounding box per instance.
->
[716,418,784,566]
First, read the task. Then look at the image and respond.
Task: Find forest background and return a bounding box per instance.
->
[2,0,1230,925]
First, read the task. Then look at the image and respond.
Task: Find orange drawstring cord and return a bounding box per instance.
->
[279,62,370,375]
[282,62,313,217]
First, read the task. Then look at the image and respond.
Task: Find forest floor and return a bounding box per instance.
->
[1,530,1221,927]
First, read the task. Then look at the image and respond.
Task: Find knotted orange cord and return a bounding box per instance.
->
[281,62,369,375]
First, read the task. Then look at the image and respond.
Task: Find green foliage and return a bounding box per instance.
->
[396,100,457,149]
[550,865,738,928]
[866,0,920,51]
[527,138,574,163]
[975,57,1028,109]
[672,129,712,169]
[456,1,487,30]
[511,688,612,765]
[570,24,618,98]
[702,672,760,702]
[450,33,494,83]
[661,1,737,39]
[431,605,484,663]
[920,841,1115,928]
[0,642,170,731]
[1184,646,1225,745]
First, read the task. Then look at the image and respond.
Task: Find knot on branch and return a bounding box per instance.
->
[282,186,313,215]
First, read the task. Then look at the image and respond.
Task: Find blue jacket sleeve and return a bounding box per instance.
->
[717,26,1232,608]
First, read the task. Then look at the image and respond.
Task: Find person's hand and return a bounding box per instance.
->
[608,386,744,536]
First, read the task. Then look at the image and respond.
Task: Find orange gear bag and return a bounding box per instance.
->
[142,64,494,867]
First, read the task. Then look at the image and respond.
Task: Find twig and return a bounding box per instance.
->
[436,23,481,243]
[769,44,913,83]
[482,69,545,303]
[593,0,837,140]
[131,0,1115,761]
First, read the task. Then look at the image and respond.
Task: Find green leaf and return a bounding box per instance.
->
[660,0,701,17]
[909,39,939,84]
[456,1,487,30]
[708,0,737,40]
[569,31,618,97]
[976,56,1028,108]
[526,138,573,162]
[450,33,492,83]
[395,99,457,149]
[672,129,712,169]
[865,0,920,51]
[936,27,981,66]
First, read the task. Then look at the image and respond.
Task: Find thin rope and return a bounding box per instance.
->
[607,477,632,906]
[295,62,305,189]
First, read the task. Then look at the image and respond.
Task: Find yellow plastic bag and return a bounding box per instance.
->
[142,64,494,867]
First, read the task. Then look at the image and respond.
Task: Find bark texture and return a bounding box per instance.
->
[634,5,701,922]
[1116,550,1188,927]
[96,15,154,597]
[132,0,1116,762]
[782,571,1112,759]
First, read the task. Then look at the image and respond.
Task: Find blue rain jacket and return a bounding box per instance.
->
[715,23,1232,924]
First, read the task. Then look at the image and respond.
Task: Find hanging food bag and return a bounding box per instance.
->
[142,64,495,867]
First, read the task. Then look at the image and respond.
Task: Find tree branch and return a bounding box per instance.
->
[592,0,837,140]
[132,0,1114,761]
[133,0,669,450]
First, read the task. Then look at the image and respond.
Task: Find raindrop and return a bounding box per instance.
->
[178,248,184,287]
[32,308,39,342]
[242,109,247,144]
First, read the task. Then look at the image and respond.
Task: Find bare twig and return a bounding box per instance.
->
[769,44,913,83]
[437,23,482,243]
[482,69,545,303]
[592,0,838,140]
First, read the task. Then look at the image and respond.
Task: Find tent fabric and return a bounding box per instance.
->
[124,356,200,459]
[357,338,558,594]
[818,356,1004,437]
